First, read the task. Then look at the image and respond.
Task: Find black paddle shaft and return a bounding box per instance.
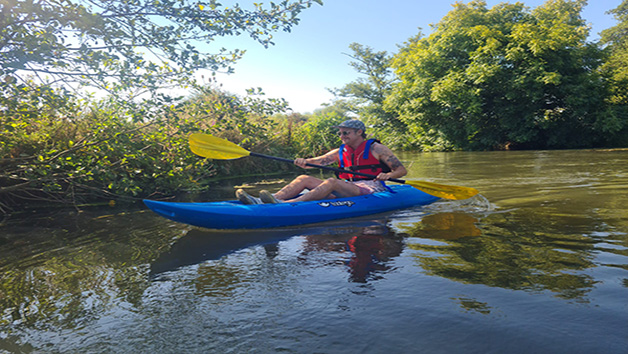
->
[250,152,407,184]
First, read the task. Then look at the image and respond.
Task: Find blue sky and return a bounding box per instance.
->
[206,0,623,113]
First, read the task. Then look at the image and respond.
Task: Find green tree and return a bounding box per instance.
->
[331,43,394,111]
[599,0,628,144]
[330,43,411,148]
[0,0,322,103]
[600,0,628,104]
[387,0,615,150]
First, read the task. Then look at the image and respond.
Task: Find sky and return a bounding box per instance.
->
[205,0,623,114]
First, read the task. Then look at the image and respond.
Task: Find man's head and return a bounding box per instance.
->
[335,119,367,139]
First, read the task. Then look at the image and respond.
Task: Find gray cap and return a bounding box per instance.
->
[335,119,366,131]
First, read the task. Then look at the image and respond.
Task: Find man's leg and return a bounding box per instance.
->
[287,178,362,202]
[273,175,325,201]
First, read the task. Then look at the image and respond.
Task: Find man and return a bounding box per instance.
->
[236,119,407,204]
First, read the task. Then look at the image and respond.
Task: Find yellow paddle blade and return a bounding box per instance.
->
[405,180,479,200]
[189,133,251,160]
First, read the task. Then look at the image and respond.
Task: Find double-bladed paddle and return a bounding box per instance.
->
[188,133,479,200]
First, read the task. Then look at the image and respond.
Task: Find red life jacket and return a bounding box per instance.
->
[337,139,391,181]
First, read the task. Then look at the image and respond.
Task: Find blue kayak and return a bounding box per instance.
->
[143,184,439,229]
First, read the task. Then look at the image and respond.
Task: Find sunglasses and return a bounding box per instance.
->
[337,130,354,136]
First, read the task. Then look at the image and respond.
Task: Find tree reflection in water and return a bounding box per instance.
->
[402,211,598,301]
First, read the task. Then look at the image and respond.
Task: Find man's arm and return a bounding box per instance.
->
[371,143,407,180]
[294,149,339,168]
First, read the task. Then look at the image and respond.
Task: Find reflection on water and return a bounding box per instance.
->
[153,222,402,284]
[405,210,600,301]
[1,149,627,353]
[345,225,402,282]
[403,212,482,240]
[0,210,179,339]
[298,224,402,283]
[453,297,493,314]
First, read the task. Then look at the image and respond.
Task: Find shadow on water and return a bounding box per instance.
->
[149,228,305,276]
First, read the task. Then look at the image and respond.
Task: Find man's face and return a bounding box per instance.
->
[338,128,360,143]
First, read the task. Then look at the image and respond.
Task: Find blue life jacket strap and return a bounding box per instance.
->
[338,144,346,168]
[363,139,376,159]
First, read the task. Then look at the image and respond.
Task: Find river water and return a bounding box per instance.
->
[1,149,627,353]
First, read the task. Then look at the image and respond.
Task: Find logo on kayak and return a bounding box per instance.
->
[318,201,355,208]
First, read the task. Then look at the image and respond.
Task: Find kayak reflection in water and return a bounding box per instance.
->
[236,119,408,204]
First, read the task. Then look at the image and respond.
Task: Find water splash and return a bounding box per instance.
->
[426,194,496,214]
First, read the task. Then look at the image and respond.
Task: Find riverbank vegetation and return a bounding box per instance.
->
[1,0,627,212]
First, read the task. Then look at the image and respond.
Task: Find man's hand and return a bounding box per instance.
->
[294,158,308,168]
[375,172,393,181]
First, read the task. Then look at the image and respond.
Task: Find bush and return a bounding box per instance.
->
[0,84,293,213]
